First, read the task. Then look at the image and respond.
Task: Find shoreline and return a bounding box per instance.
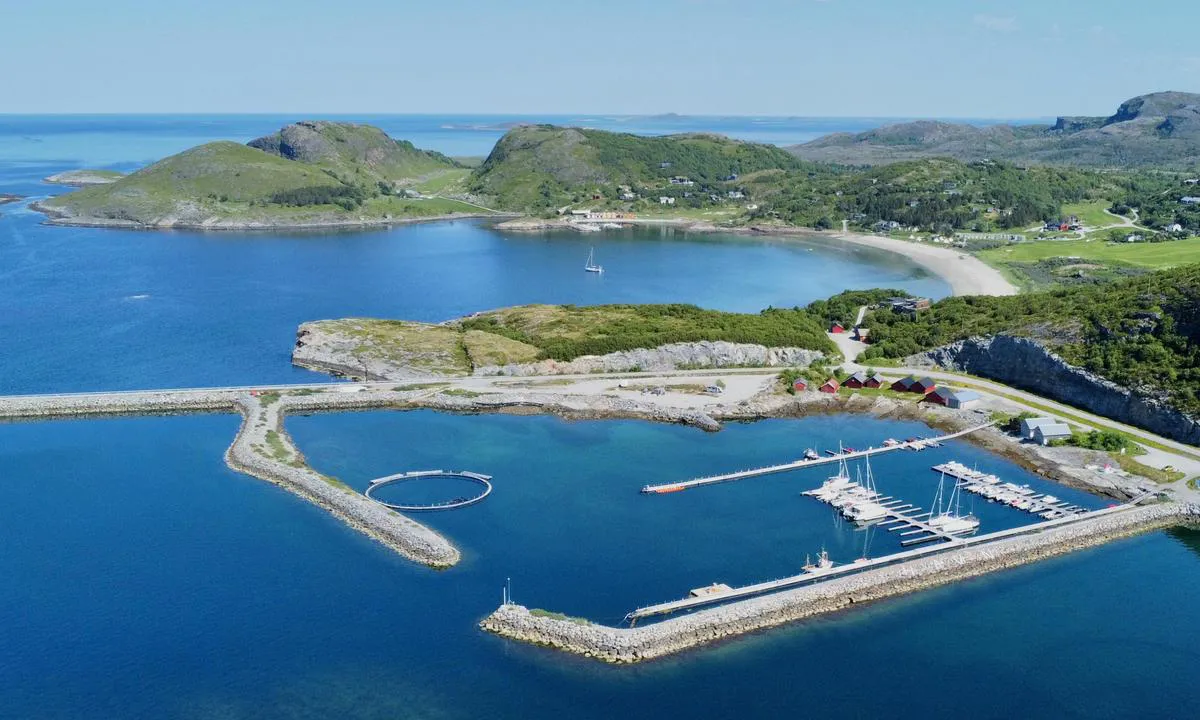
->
[29,200,518,232]
[494,216,1018,297]
[27,202,1015,296]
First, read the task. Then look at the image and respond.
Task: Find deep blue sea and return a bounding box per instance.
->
[1,116,1197,719]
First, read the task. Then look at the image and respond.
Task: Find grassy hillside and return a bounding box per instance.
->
[859,266,1200,413]
[469,125,801,211]
[790,92,1200,170]
[459,303,837,359]
[248,120,460,187]
[40,122,481,227]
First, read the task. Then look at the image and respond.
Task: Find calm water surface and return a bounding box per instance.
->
[1,117,1196,719]
[1,412,1197,720]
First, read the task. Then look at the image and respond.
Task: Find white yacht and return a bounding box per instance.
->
[584,247,603,273]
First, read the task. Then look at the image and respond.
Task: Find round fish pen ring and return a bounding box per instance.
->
[364,470,493,511]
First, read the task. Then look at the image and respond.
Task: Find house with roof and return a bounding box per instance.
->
[792,378,808,392]
[1182,197,1200,205]
[1019,416,1060,440]
[843,371,868,388]
[891,375,918,392]
[864,373,885,389]
[829,321,846,334]
[926,387,982,409]
[911,377,937,394]
[819,378,841,394]
[1033,423,1072,445]
[947,389,981,409]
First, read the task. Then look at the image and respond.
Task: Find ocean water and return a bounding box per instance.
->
[0,114,950,394]
[1,411,1197,720]
[1,116,1197,719]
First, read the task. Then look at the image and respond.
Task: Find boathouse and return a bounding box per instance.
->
[819,378,840,394]
[829,322,845,334]
[891,375,917,392]
[792,378,808,392]
[1033,423,1072,445]
[926,387,956,405]
[911,377,937,394]
[865,373,885,388]
[844,371,868,388]
[1019,416,1060,440]
[947,389,981,409]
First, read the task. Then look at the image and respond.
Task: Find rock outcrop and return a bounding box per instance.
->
[475,342,824,376]
[905,334,1200,445]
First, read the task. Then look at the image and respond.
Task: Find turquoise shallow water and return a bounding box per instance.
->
[2,116,1198,718]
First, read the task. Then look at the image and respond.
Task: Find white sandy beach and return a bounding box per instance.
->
[829,231,1018,297]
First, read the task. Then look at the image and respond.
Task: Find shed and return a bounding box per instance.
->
[865,373,886,388]
[1019,416,1059,440]
[911,377,938,394]
[792,378,808,392]
[1033,423,1072,445]
[829,322,846,334]
[926,386,956,405]
[844,371,868,388]
[891,375,917,392]
[947,389,982,409]
[819,378,841,394]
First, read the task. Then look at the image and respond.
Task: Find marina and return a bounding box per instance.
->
[640,422,993,494]
[621,496,1159,624]
[933,461,1089,520]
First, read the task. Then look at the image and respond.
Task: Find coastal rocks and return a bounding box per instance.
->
[482,503,1198,663]
[905,335,1200,446]
[225,393,461,568]
[0,193,22,205]
[475,342,824,377]
[43,170,123,186]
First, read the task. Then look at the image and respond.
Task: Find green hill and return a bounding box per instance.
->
[37,122,478,229]
[790,92,1200,170]
[860,265,1200,415]
[469,125,801,211]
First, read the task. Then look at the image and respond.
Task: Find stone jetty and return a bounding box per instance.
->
[481,502,1198,663]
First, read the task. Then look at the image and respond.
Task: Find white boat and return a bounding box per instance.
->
[802,549,835,574]
[927,473,980,535]
[585,247,604,273]
[842,456,888,523]
[803,456,853,498]
[804,448,820,461]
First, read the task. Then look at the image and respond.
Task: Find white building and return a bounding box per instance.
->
[1033,423,1072,445]
[659,196,675,205]
[1019,416,1059,440]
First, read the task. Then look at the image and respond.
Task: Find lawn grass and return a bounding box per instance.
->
[412,168,471,194]
[980,237,1200,270]
[1062,200,1118,228]
[1110,453,1185,484]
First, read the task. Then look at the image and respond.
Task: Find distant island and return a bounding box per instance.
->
[789,92,1200,169]
[0,193,21,205]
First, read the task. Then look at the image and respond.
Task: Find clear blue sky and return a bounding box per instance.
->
[3,0,1197,117]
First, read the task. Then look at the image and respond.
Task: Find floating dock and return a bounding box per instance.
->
[932,461,1088,519]
[640,422,993,494]
[623,495,1150,624]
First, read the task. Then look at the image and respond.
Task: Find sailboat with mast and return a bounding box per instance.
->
[584,247,604,274]
[927,472,980,535]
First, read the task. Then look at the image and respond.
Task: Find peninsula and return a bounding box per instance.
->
[43,169,125,186]
[34,121,493,229]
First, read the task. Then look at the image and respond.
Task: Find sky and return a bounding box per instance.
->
[2,0,1197,117]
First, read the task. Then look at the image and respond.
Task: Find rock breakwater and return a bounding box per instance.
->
[481,502,1197,663]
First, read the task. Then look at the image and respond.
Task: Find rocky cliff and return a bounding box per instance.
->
[475,341,824,376]
[906,335,1200,445]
